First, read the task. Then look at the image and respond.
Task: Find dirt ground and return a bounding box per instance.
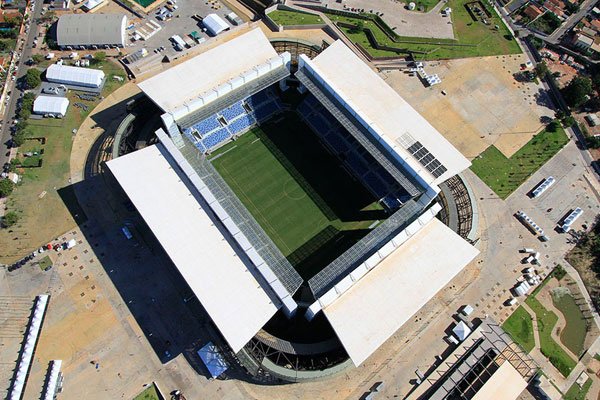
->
[383,53,555,159]
[546,59,579,88]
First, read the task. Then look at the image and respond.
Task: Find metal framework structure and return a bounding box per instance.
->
[176,66,290,129]
[421,320,537,400]
[295,68,424,197]
[177,134,303,294]
[308,199,423,297]
[444,175,474,239]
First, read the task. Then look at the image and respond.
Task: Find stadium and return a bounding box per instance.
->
[106,28,479,381]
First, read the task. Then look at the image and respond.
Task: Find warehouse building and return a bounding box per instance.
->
[56,14,127,49]
[46,64,105,89]
[33,95,69,118]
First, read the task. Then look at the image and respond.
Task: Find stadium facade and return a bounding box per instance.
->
[106,28,479,379]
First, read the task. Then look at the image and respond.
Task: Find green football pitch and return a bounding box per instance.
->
[209,112,386,280]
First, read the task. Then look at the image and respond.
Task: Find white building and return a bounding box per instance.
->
[56,14,127,48]
[109,28,478,368]
[33,95,69,117]
[46,64,105,88]
[202,13,229,36]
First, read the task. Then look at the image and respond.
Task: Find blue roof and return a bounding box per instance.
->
[197,342,228,378]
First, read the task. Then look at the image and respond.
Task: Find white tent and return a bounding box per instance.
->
[453,321,471,341]
[46,64,105,88]
[203,14,229,36]
[33,96,69,117]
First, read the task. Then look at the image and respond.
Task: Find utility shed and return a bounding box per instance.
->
[33,95,69,117]
[56,14,127,48]
[203,13,229,36]
[46,64,105,88]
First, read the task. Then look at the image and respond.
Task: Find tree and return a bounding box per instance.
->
[562,115,576,127]
[31,54,43,64]
[24,68,41,89]
[562,76,593,108]
[11,131,25,147]
[0,179,15,197]
[535,61,549,78]
[92,51,106,64]
[2,211,19,228]
[546,120,560,132]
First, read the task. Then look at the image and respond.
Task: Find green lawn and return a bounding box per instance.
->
[326,0,521,60]
[0,60,126,263]
[470,124,569,199]
[414,0,442,12]
[133,384,161,400]
[564,378,592,400]
[502,306,535,353]
[210,112,385,280]
[268,9,324,26]
[37,255,52,271]
[526,296,577,377]
[552,292,588,357]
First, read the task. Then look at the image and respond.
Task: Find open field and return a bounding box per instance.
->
[470,124,569,199]
[502,305,536,352]
[552,291,588,357]
[383,54,554,161]
[0,61,126,263]
[564,377,592,400]
[133,384,162,400]
[325,0,520,60]
[268,9,324,25]
[526,296,577,377]
[210,112,384,279]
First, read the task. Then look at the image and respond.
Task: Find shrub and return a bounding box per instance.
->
[24,68,41,89]
[2,211,19,228]
[0,178,15,197]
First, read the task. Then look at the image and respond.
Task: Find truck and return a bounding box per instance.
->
[170,35,187,51]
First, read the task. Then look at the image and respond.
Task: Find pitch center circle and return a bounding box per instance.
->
[283,178,306,200]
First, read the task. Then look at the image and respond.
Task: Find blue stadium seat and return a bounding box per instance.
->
[227,114,255,135]
[192,115,221,135]
[248,90,271,108]
[254,101,279,122]
[220,101,246,122]
[381,195,401,210]
[324,133,348,154]
[364,173,388,198]
[202,128,231,150]
[347,153,368,177]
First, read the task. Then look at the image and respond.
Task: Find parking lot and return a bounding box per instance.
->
[123,0,246,64]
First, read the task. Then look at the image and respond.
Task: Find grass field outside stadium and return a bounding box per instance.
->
[210,112,386,280]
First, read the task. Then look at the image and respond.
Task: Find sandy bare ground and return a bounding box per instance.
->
[383,53,555,159]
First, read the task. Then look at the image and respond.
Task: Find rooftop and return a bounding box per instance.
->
[106,144,280,353]
[304,41,471,187]
[56,13,127,47]
[322,218,479,366]
[138,28,278,115]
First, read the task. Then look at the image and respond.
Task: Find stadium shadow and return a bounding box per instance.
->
[61,176,261,382]
[57,105,260,381]
[288,225,372,281]
[258,112,386,224]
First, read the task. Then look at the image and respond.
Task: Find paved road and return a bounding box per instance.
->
[548,0,599,42]
[0,0,43,168]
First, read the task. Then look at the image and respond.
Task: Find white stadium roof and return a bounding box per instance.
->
[33,95,69,116]
[106,144,279,352]
[471,362,527,400]
[46,64,105,88]
[305,41,470,187]
[138,28,278,114]
[321,218,478,366]
[203,13,229,36]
